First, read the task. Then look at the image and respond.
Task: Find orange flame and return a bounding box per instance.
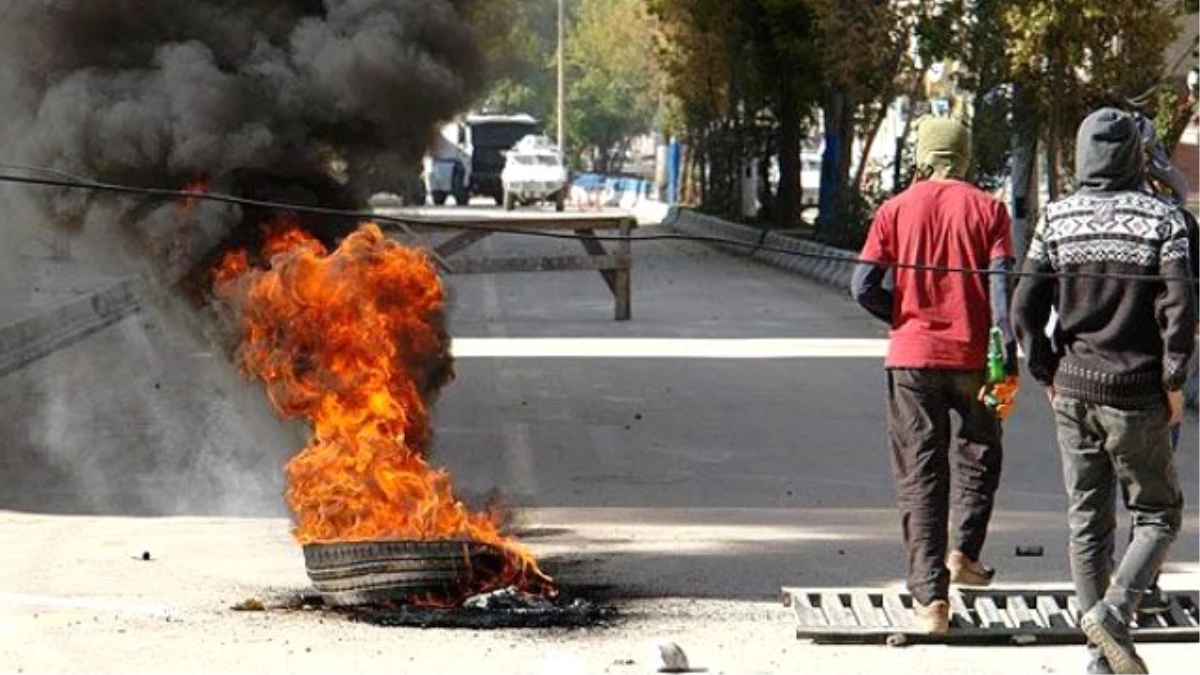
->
[213,219,551,600]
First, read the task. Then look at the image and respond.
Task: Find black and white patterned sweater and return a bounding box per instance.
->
[1012,191,1196,407]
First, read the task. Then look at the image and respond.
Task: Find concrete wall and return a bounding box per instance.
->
[1,273,299,517]
[663,207,856,292]
[667,206,1200,403]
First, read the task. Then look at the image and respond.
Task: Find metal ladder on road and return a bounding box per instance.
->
[782,587,1199,645]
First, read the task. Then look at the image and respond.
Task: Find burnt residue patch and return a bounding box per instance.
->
[275,586,620,630]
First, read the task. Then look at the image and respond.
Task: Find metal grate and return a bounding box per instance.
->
[781,587,1200,645]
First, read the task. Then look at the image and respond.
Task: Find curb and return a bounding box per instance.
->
[663,207,857,291]
[0,278,142,379]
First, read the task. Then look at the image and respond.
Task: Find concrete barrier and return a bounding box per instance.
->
[664,207,1199,411]
[663,207,857,292]
[0,278,142,379]
[571,174,653,210]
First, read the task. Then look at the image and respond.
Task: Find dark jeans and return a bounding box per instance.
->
[1052,394,1184,622]
[886,368,1003,605]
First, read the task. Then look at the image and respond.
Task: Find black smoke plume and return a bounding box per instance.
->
[0,1,488,518]
[0,0,485,283]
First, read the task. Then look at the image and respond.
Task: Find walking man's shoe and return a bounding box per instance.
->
[947,550,995,586]
[913,598,950,633]
[1080,602,1147,675]
[1136,585,1170,616]
[1086,653,1114,675]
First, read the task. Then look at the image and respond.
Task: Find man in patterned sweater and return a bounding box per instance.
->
[1013,108,1196,675]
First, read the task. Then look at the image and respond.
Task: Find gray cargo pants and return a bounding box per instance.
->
[1052,394,1184,622]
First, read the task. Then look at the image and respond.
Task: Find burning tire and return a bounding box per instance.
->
[302,540,508,606]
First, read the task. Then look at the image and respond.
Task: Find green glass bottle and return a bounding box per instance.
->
[987,326,1005,384]
[984,326,1004,408]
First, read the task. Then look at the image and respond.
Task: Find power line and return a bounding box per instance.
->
[0,167,1194,284]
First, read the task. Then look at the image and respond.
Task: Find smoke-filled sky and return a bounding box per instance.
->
[0,1,487,517]
[0,0,484,278]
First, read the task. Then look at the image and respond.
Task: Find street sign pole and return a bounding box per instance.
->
[557,0,565,159]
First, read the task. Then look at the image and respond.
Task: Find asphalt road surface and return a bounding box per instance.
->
[1,205,1196,673]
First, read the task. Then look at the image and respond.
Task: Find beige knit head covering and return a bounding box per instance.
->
[915,117,971,179]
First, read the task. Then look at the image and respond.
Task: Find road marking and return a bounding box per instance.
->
[502,421,538,500]
[451,338,887,359]
[0,592,174,616]
[479,243,508,338]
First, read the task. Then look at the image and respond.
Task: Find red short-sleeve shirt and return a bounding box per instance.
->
[859,179,1013,370]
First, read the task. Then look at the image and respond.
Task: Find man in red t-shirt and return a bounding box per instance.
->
[851,117,1018,633]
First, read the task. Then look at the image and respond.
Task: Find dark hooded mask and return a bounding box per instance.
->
[1075,108,1145,192]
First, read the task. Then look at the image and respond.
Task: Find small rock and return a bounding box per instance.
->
[141,551,151,561]
[837,549,845,555]
[231,599,266,612]
[634,413,643,420]
[656,642,690,673]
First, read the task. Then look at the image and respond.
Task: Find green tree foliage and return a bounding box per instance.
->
[467,0,563,122]
[468,0,660,172]
[1003,0,1182,194]
[741,0,824,229]
[473,0,1191,245]
[648,0,826,225]
[896,0,1014,191]
[566,0,662,172]
[649,0,1185,238]
[646,0,740,210]
[806,0,905,241]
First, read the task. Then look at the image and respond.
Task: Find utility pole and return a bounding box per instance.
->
[556,0,565,158]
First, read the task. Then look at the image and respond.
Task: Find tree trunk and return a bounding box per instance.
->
[837,97,855,188]
[1045,127,1060,202]
[852,104,888,190]
[680,132,695,205]
[816,90,842,239]
[776,76,800,231]
[1045,40,1063,201]
[817,88,856,241]
[757,131,775,222]
[892,71,926,193]
[1009,81,1040,264]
